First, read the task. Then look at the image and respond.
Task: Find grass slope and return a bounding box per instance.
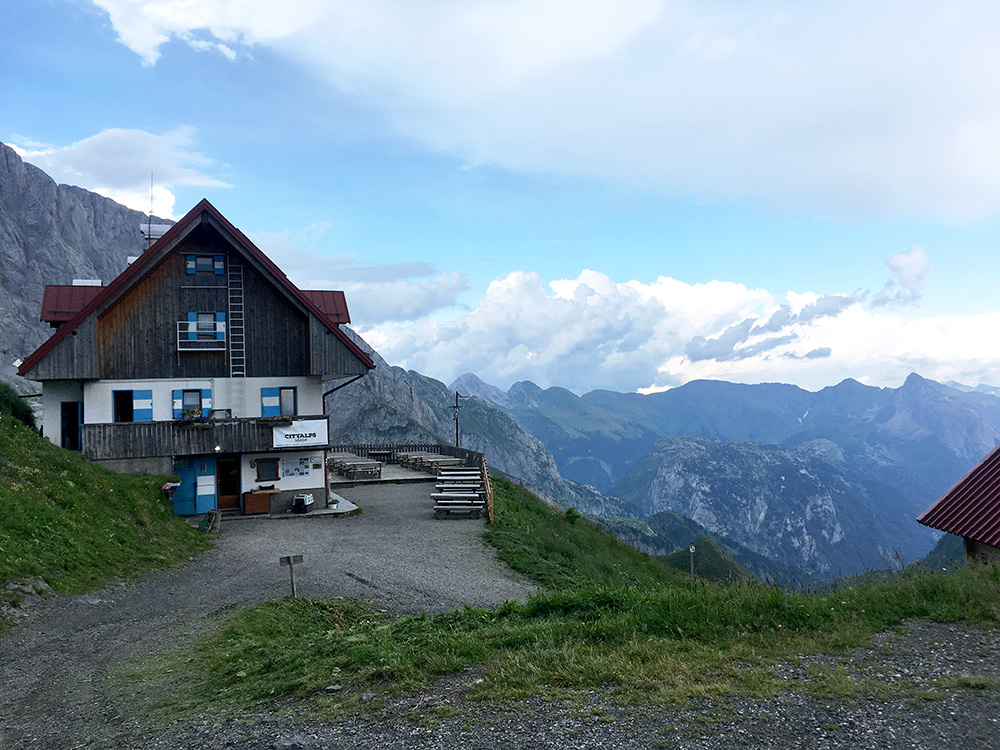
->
[0,413,211,606]
[657,536,757,583]
[145,477,1000,721]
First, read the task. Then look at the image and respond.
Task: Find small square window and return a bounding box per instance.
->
[195,255,214,274]
[279,387,297,417]
[256,458,279,482]
[197,312,216,339]
[181,389,201,415]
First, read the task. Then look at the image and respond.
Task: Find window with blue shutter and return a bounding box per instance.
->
[132,389,153,422]
[186,254,224,275]
[174,389,209,418]
[261,387,280,417]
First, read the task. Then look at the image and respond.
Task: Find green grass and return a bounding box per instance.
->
[141,476,1000,721]
[0,413,211,604]
[484,476,684,591]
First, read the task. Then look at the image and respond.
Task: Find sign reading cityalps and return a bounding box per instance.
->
[272,419,329,448]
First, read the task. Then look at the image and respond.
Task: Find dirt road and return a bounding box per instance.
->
[0,481,537,748]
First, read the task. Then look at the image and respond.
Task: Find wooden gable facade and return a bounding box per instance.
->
[20,202,373,383]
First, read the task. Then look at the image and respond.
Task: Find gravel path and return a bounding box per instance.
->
[0,481,536,749]
[2,483,1000,749]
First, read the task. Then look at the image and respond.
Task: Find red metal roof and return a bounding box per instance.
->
[300,290,351,324]
[18,199,374,376]
[917,443,1000,547]
[40,285,103,323]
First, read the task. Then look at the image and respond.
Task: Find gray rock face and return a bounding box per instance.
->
[0,141,169,372]
[612,435,932,576]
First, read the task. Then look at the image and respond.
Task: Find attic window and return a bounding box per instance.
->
[186,254,225,275]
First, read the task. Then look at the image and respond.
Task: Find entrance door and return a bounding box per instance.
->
[216,456,241,510]
[171,457,217,515]
[172,458,197,515]
[60,402,82,451]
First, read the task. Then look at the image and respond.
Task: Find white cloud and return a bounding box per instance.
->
[351,251,1000,394]
[92,0,1000,220]
[873,245,931,306]
[10,127,230,218]
[251,229,470,324]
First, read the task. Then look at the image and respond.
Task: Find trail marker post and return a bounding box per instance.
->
[279,554,303,597]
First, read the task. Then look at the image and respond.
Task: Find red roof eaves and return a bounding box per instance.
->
[917,442,1000,547]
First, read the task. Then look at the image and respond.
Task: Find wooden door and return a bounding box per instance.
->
[216,456,241,510]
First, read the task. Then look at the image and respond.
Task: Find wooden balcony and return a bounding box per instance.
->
[81,415,331,461]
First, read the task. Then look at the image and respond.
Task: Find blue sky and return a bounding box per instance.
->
[4,1,1000,394]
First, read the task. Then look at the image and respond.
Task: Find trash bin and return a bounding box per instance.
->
[292,493,314,514]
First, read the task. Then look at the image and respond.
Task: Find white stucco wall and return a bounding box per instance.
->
[240,450,326,493]
[78,375,324,423]
[40,380,83,444]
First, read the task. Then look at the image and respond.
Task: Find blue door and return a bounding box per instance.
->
[172,457,217,515]
[172,458,197,515]
[194,457,217,513]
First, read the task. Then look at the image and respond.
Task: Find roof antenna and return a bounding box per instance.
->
[148,171,154,235]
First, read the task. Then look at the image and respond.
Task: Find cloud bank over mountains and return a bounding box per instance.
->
[351,258,1000,395]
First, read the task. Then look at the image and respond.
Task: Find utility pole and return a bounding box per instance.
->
[453,392,467,447]
[689,542,696,584]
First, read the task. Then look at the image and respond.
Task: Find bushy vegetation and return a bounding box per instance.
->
[148,476,1000,718]
[0,413,211,603]
[0,382,35,430]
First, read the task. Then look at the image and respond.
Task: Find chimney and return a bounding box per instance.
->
[140,223,172,249]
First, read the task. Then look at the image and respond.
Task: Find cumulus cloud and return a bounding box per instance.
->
[92,0,1000,220]
[10,127,229,218]
[873,245,931,306]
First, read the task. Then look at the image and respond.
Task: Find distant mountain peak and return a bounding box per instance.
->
[449,372,512,409]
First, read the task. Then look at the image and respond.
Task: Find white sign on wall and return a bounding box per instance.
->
[272,419,328,448]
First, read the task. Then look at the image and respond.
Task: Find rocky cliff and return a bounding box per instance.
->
[0,142,167,382]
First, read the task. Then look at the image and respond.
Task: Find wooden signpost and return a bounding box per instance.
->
[279,554,303,597]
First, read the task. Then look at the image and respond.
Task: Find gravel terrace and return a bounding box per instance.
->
[2,482,1000,749]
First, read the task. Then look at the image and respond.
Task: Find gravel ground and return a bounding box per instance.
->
[2,482,999,749]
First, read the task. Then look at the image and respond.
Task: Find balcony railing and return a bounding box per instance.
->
[81,414,330,461]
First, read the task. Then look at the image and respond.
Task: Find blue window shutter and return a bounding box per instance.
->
[187,312,198,340]
[215,312,226,340]
[261,387,280,417]
[185,255,196,274]
[214,255,225,275]
[172,390,183,419]
[201,389,212,417]
[132,389,153,422]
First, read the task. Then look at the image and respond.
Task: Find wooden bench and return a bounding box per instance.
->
[344,461,382,479]
[433,500,486,520]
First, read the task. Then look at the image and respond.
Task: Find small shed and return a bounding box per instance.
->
[917,443,1000,564]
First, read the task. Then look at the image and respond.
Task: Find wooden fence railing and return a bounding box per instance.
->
[328,442,483,467]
